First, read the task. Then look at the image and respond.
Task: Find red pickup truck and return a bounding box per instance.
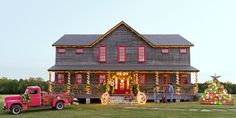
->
[2,86,73,115]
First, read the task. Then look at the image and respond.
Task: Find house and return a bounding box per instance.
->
[48,21,199,103]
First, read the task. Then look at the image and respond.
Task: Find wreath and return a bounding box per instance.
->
[22,94,32,104]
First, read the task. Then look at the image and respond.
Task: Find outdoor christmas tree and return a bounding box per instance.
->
[200,74,234,105]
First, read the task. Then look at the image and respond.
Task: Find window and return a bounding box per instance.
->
[57,73,64,84]
[162,74,170,86]
[138,74,146,86]
[57,48,66,54]
[75,48,84,54]
[29,90,37,94]
[98,45,106,62]
[138,46,145,62]
[118,46,126,62]
[180,48,187,54]
[74,74,82,85]
[161,48,169,54]
[180,74,189,85]
[98,74,106,84]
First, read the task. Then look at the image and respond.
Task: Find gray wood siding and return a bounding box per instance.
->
[56,24,190,66]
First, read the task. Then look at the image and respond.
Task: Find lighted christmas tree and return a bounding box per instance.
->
[200,74,234,105]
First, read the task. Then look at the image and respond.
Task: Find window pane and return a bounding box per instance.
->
[138,47,145,62]
[58,48,66,53]
[99,74,106,84]
[162,49,169,53]
[76,49,84,54]
[99,46,106,62]
[180,48,187,53]
[119,46,126,62]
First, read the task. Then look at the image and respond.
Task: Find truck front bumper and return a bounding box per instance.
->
[2,106,6,110]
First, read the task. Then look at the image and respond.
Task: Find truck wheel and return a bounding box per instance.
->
[55,101,64,110]
[10,105,22,115]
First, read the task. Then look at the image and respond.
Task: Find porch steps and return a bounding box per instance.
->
[109,96,137,104]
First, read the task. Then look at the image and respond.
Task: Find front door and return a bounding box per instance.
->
[114,77,130,94]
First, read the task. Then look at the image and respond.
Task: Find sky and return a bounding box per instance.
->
[0,0,236,83]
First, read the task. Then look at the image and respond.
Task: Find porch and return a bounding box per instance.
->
[48,71,199,103]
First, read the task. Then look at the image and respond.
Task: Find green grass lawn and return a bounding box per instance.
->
[0,95,236,118]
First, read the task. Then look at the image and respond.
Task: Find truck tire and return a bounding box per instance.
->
[55,101,64,110]
[10,105,22,115]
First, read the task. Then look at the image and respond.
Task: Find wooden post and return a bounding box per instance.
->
[87,71,90,85]
[107,71,111,83]
[176,72,179,85]
[175,72,181,95]
[86,71,91,94]
[48,71,52,93]
[194,72,199,95]
[155,72,159,85]
[135,71,138,84]
[67,72,71,93]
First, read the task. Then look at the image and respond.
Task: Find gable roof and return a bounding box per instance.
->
[53,21,194,47]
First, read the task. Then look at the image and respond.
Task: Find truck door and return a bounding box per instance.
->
[28,89,41,107]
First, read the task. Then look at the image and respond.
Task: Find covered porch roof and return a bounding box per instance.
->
[48,64,199,72]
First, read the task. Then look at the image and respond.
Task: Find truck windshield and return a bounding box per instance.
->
[24,89,29,94]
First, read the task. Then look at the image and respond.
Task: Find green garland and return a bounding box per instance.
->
[133,84,140,95]
[22,94,32,104]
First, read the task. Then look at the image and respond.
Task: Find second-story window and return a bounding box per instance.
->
[161,48,169,54]
[57,48,66,54]
[75,48,84,54]
[99,45,106,62]
[180,48,187,54]
[138,46,145,62]
[118,46,126,62]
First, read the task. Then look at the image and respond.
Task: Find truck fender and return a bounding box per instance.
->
[52,97,68,106]
[8,101,27,110]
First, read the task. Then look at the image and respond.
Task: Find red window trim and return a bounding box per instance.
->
[56,73,65,84]
[161,73,170,86]
[179,48,187,54]
[74,73,83,85]
[118,45,126,63]
[138,73,146,86]
[98,45,106,62]
[98,73,107,85]
[180,73,189,85]
[138,46,146,63]
[57,48,66,54]
[161,48,169,54]
[75,48,84,54]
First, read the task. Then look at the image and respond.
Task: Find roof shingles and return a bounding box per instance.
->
[53,34,193,47]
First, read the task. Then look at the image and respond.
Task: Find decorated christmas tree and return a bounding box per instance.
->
[200,74,234,105]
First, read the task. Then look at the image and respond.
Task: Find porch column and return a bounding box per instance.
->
[155,72,159,85]
[107,71,111,83]
[193,72,199,95]
[48,71,52,93]
[87,71,90,85]
[67,72,71,93]
[86,71,91,94]
[135,71,138,84]
[175,72,181,95]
